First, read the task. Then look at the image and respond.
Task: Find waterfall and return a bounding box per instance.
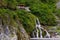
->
[36,18,43,38]
[32,18,50,38]
[36,29,39,38]
[45,31,50,38]
[33,31,35,38]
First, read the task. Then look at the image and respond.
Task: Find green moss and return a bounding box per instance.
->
[16,10,37,34]
[0,0,58,38]
[30,3,57,26]
[0,8,37,34]
[56,9,60,18]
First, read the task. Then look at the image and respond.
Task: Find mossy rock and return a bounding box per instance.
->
[0,9,30,40]
[16,10,37,34]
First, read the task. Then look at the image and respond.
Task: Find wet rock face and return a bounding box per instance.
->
[19,27,30,40]
[0,25,30,40]
[0,33,17,40]
[0,15,30,40]
[0,26,17,40]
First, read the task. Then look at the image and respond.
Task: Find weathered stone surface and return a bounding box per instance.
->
[0,14,30,40]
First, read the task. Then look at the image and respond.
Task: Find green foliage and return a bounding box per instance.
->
[16,10,36,34]
[40,0,58,4]
[0,9,17,26]
[0,0,58,35]
[0,8,37,34]
[0,8,30,40]
[16,0,57,25]
[56,9,60,17]
[0,0,17,9]
[7,0,17,9]
[17,0,26,4]
[30,3,57,25]
[0,0,7,7]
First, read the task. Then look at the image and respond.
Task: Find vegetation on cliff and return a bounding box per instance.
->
[0,0,58,39]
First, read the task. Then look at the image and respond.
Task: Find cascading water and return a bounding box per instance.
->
[45,30,50,38]
[32,18,50,38]
[36,18,43,38]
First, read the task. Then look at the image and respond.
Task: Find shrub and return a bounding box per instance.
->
[30,3,57,26]
[56,9,60,17]
[16,10,37,34]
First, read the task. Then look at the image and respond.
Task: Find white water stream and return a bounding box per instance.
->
[32,18,50,38]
